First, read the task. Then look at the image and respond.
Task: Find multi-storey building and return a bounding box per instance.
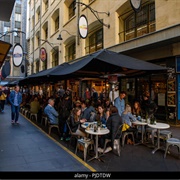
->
[0,0,27,81]
[28,0,180,124]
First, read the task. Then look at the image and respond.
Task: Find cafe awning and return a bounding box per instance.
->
[19,49,167,86]
[49,49,167,77]
[0,40,12,68]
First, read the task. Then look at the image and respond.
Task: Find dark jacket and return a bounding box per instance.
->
[106,112,123,143]
[69,114,80,132]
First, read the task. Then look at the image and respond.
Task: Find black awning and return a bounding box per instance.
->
[49,49,167,77]
[19,49,167,86]
[0,40,12,68]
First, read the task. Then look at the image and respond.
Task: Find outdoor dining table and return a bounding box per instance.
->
[147,122,170,154]
[132,120,147,145]
[85,127,109,162]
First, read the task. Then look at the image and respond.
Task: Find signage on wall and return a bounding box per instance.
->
[13,43,23,67]
[108,75,118,84]
[78,15,88,39]
[177,75,180,120]
[176,56,180,73]
[40,47,47,62]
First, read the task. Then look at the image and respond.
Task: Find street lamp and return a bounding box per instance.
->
[40,39,61,53]
[0,30,26,39]
[57,30,76,41]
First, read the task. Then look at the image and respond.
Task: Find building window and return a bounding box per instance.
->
[51,9,59,34]
[45,0,48,11]
[65,42,76,61]
[87,28,103,54]
[4,22,10,27]
[124,2,155,41]
[52,49,58,67]
[36,6,40,22]
[15,13,21,21]
[36,60,40,73]
[42,22,48,40]
[69,0,76,19]
[55,16,59,31]
[32,15,35,28]
[15,4,21,14]
[4,35,10,43]
[14,36,20,44]
[15,21,21,29]
[42,59,47,70]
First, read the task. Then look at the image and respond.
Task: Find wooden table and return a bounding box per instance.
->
[148,122,170,154]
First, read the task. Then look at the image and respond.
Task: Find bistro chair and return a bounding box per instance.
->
[47,117,60,135]
[122,131,135,147]
[103,124,123,156]
[75,138,94,162]
[41,113,48,127]
[164,137,180,159]
[66,119,81,147]
[30,112,38,122]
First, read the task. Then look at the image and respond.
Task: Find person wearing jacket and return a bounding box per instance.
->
[44,98,59,125]
[98,106,123,153]
[9,85,22,124]
[0,87,7,112]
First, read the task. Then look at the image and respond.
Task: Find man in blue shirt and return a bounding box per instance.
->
[9,85,22,124]
[114,91,126,116]
[44,98,59,125]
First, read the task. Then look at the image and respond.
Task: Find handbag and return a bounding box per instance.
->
[113,139,120,156]
[122,123,130,132]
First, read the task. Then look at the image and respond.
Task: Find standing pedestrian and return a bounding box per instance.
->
[114,91,126,116]
[0,86,7,112]
[9,85,22,124]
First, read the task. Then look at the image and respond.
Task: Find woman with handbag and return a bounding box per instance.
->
[121,104,138,144]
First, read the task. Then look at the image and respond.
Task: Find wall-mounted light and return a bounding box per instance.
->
[40,39,61,53]
[57,30,76,41]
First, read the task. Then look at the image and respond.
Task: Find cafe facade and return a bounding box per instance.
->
[27,0,180,124]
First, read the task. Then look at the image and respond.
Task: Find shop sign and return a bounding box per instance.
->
[108,75,118,84]
[40,47,47,62]
[13,43,23,67]
[78,15,88,39]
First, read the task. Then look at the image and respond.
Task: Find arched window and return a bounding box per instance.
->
[124,2,155,41]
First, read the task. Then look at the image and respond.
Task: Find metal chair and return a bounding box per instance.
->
[66,119,81,146]
[46,117,60,135]
[41,113,48,127]
[122,131,135,147]
[164,137,180,159]
[103,124,123,156]
[30,112,38,122]
[75,138,94,161]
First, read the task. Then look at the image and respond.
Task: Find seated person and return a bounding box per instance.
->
[80,100,96,122]
[121,104,138,143]
[68,107,87,138]
[98,106,123,153]
[30,96,40,114]
[132,101,142,117]
[44,98,59,125]
[96,105,107,125]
